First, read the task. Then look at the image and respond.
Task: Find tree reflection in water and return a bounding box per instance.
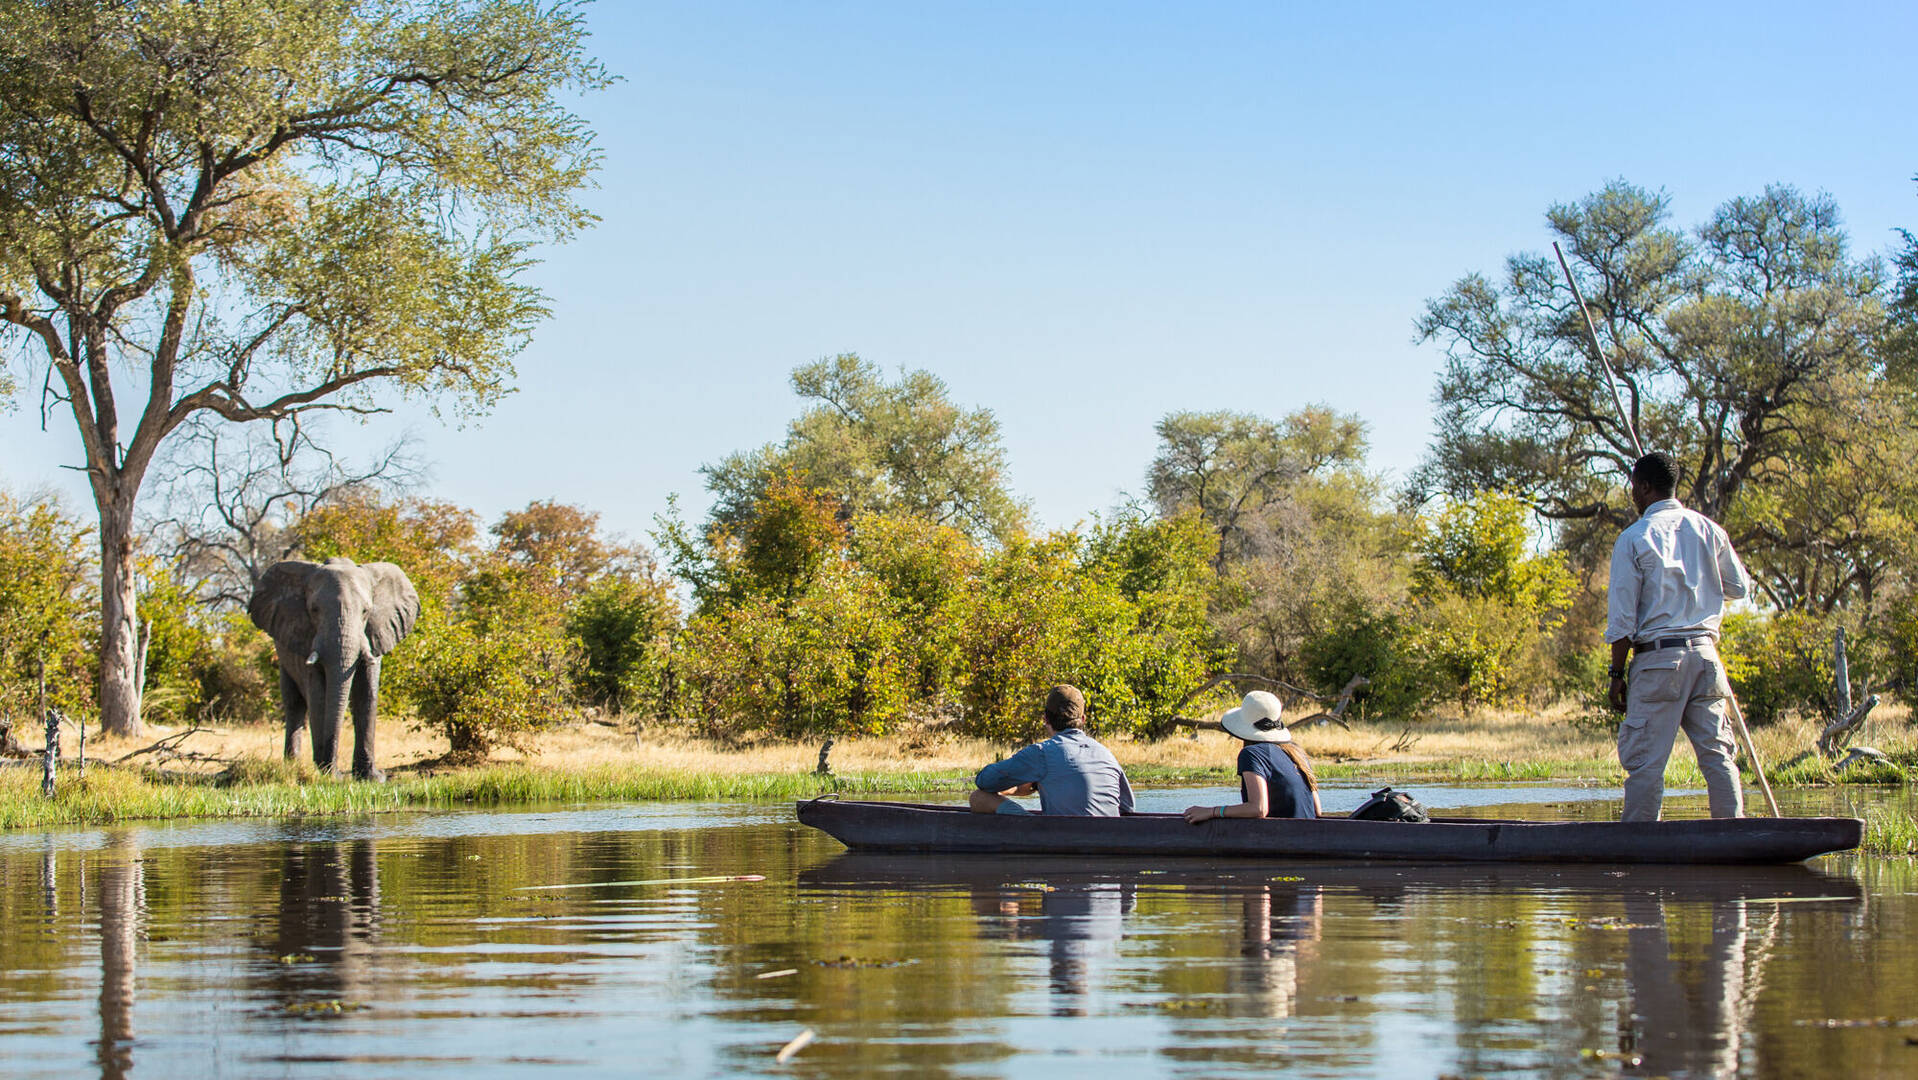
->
[94,830,142,1080]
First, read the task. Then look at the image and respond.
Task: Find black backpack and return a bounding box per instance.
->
[1349,786,1430,823]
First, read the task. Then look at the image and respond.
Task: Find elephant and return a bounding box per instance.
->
[248,557,420,781]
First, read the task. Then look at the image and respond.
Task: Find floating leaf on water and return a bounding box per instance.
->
[1004,882,1055,892]
[277,953,314,964]
[1271,876,1305,882]
[756,968,800,980]
[812,955,917,969]
[284,999,364,1015]
[1582,968,1605,978]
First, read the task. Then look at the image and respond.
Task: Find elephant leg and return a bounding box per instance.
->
[280,668,308,760]
[349,658,385,783]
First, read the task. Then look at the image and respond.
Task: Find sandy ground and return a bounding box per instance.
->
[64,700,1906,780]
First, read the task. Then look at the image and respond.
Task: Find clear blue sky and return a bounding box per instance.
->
[6,1,1916,543]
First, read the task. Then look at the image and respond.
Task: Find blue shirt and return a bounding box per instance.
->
[1236,742,1317,819]
[975,728,1135,817]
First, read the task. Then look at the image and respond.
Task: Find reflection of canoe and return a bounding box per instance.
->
[795,799,1862,865]
[799,851,1864,902]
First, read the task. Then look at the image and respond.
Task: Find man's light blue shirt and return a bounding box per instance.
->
[975,728,1135,817]
[1606,498,1751,644]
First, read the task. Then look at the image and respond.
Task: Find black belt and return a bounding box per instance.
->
[1633,635,1714,653]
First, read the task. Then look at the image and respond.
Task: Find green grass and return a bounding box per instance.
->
[0,763,973,830]
[1315,757,1612,784]
[3,744,1908,832]
[1863,807,1918,857]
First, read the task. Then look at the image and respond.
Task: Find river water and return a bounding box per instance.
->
[1,784,1914,1079]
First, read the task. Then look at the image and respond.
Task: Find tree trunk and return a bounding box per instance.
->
[98,497,143,738]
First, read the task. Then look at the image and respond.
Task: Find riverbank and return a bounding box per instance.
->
[2,707,1910,843]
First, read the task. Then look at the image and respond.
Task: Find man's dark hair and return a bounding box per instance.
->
[1631,452,1679,497]
[1043,684,1086,731]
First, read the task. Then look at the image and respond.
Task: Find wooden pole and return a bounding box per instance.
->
[40,655,55,798]
[1723,692,1781,818]
[42,704,58,800]
[1553,242,1645,458]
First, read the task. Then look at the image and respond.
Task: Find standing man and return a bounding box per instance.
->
[969,684,1135,816]
[1606,452,1752,821]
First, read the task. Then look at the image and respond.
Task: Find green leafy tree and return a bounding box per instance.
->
[394,560,575,758]
[957,533,1097,743]
[1412,491,1574,618]
[956,518,1221,742]
[847,512,979,705]
[1077,510,1231,735]
[703,355,1027,543]
[0,0,606,735]
[1148,405,1402,684]
[488,499,680,717]
[130,553,213,724]
[0,490,96,722]
[568,576,678,717]
[1417,181,1890,610]
[677,560,910,740]
[1148,406,1368,571]
[1887,176,1918,378]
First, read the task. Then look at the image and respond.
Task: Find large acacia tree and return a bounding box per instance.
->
[1416,180,1896,609]
[0,0,606,734]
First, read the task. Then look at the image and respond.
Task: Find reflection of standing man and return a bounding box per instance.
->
[1620,890,1754,1077]
[1605,452,1750,821]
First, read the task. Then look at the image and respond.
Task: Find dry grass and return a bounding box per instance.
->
[58,699,1912,788]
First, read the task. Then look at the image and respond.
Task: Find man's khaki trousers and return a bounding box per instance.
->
[1619,642,1744,821]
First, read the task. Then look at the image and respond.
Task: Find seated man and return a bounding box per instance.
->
[969,684,1135,817]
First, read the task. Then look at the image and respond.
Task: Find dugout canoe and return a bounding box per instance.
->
[795,797,1861,865]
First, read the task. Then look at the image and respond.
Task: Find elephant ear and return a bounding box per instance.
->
[362,562,421,656]
[249,561,317,647]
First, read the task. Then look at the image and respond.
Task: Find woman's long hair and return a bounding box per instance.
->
[1278,741,1318,793]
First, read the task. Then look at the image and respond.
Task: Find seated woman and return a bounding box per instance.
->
[1182,690,1320,824]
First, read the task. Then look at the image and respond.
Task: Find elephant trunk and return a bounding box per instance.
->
[311,638,363,774]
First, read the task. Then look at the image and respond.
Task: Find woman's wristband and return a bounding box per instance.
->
[1215,805,1227,820]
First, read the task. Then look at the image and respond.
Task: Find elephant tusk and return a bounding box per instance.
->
[305,650,319,666]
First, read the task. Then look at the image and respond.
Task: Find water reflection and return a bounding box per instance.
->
[970,878,1134,1013]
[266,839,383,1007]
[94,831,141,1080]
[0,809,1901,1080]
[1621,886,1759,1078]
[1231,883,1322,1019]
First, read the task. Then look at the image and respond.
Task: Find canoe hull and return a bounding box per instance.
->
[795,799,1861,865]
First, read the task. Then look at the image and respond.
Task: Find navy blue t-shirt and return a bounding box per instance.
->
[1236,742,1317,819]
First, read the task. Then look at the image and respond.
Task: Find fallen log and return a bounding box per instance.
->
[1162,674,1369,734]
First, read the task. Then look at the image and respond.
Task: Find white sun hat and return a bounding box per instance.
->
[1219,690,1290,744]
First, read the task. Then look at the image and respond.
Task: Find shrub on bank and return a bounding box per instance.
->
[0,491,97,722]
[391,563,576,757]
